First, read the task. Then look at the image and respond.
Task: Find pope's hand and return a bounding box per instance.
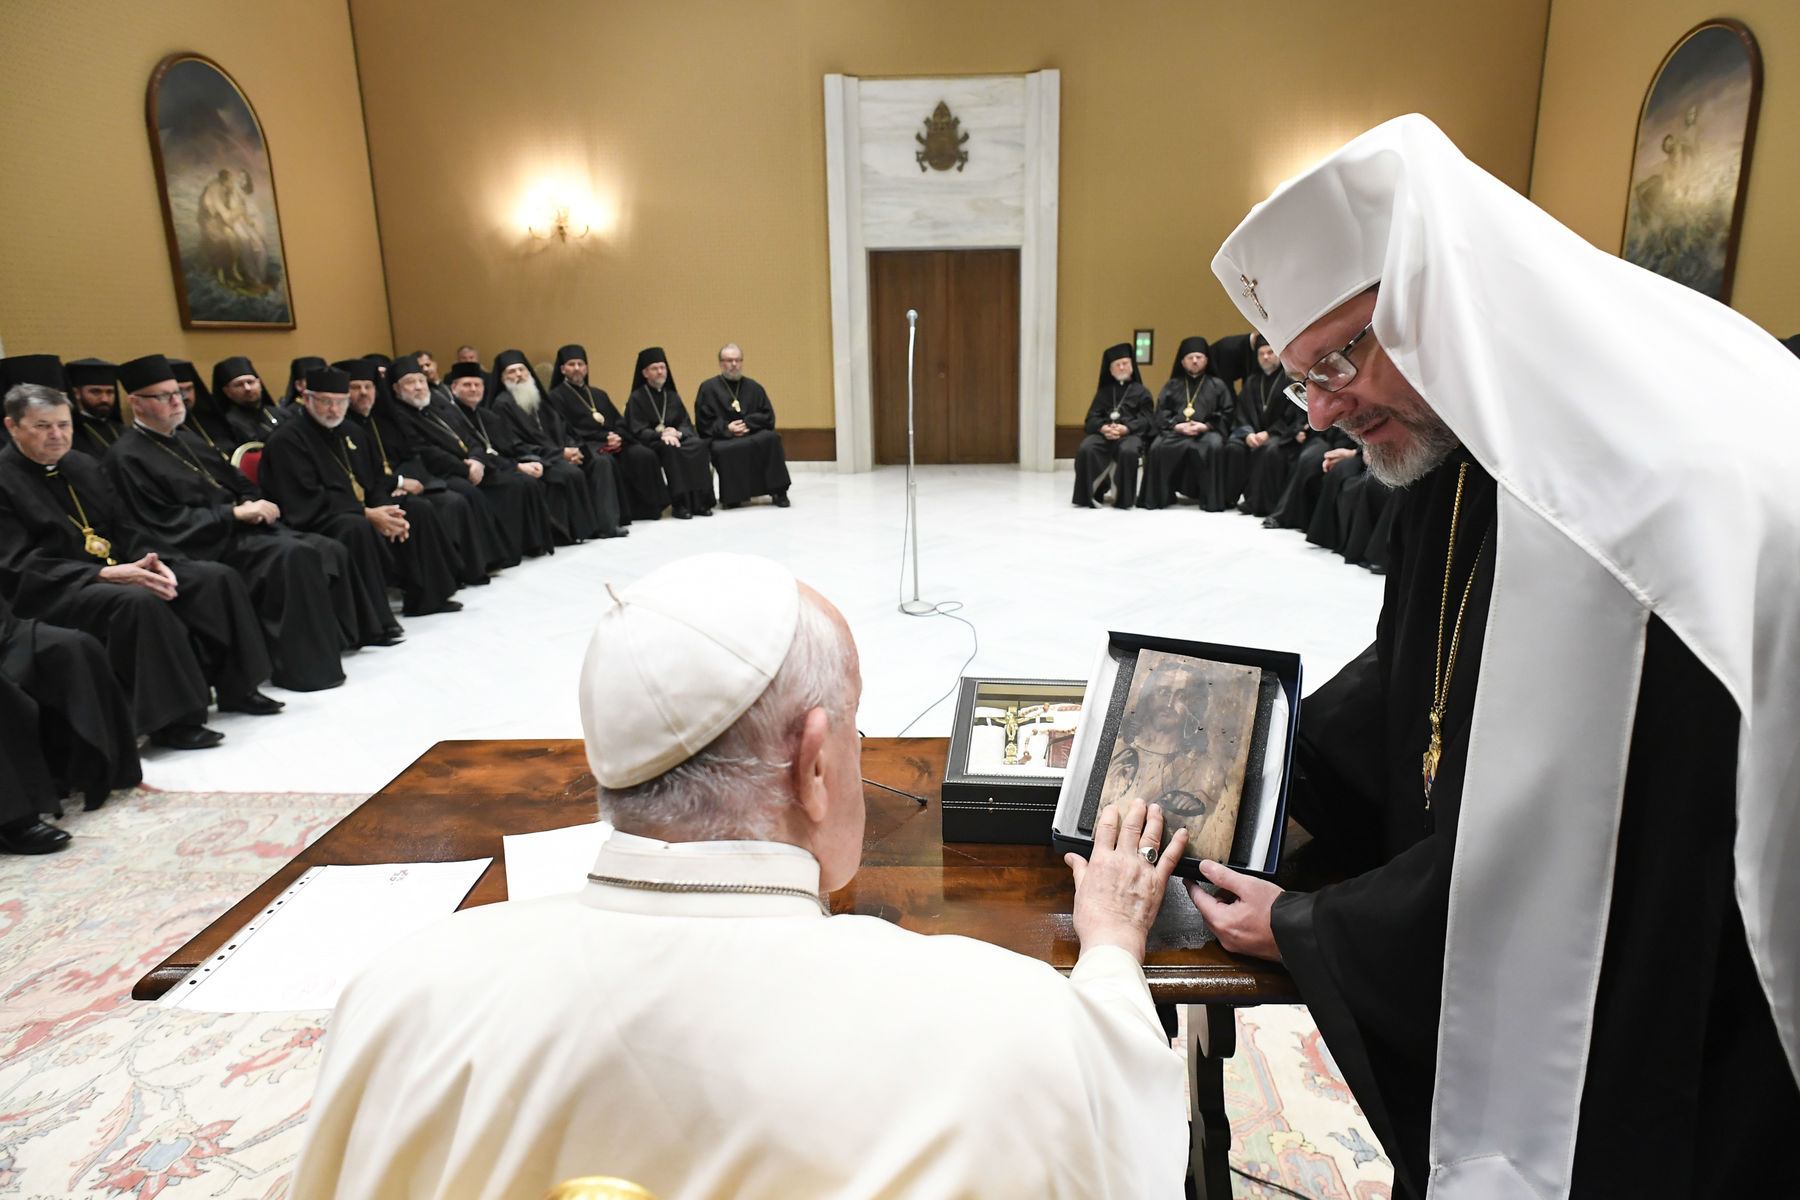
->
[1185,860,1283,961]
[1065,799,1187,965]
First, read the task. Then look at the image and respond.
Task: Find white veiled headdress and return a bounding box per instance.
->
[1213,114,1800,1197]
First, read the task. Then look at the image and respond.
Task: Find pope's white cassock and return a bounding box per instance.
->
[291,828,1187,1200]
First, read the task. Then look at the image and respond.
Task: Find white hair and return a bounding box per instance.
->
[596,595,853,840]
[717,343,742,361]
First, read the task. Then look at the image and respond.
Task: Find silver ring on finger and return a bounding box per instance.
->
[1138,843,1158,866]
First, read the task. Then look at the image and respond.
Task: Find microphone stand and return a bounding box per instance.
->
[900,308,935,615]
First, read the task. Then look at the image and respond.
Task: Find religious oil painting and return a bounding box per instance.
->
[1098,651,1260,863]
[146,53,295,329]
[1621,20,1761,303]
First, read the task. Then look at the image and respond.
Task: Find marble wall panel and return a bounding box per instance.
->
[859,76,1026,248]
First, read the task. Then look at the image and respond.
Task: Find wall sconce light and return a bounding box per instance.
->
[526,180,590,242]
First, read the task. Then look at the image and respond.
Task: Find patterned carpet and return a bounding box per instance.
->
[0,790,1390,1199]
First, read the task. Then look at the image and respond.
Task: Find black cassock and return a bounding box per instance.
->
[1238,368,1311,517]
[693,375,792,507]
[624,385,715,514]
[104,426,355,691]
[1271,448,1800,1197]
[219,400,283,450]
[1303,450,1400,571]
[488,394,624,539]
[349,401,502,585]
[0,445,269,732]
[68,409,124,459]
[547,380,668,521]
[257,414,456,627]
[0,591,140,820]
[1071,382,1154,508]
[1265,425,1355,530]
[1139,373,1234,510]
[395,399,556,563]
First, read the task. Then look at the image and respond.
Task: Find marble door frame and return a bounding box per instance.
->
[823,71,1059,473]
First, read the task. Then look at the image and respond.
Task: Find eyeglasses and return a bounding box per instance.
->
[132,388,184,403]
[1283,322,1375,411]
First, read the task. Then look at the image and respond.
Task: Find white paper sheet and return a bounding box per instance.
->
[161,858,490,1012]
[502,820,612,901]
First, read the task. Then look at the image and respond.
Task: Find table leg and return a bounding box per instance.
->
[1185,1003,1235,1198]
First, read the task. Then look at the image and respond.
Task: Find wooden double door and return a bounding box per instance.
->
[870,249,1019,464]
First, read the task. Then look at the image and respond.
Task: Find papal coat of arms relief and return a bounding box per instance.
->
[916,101,970,172]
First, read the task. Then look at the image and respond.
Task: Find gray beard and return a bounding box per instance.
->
[1355,410,1461,487]
[505,378,539,414]
[399,390,430,409]
[722,368,743,382]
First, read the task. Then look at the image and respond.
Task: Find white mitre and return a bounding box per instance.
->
[580,553,799,788]
[1213,115,1800,1199]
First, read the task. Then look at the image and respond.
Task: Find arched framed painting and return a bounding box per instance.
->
[146,53,296,329]
[1620,20,1761,303]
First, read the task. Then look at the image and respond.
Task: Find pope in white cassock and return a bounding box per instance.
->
[290,553,1190,1200]
[1188,114,1800,1198]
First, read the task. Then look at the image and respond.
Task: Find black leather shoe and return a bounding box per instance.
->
[773,492,791,508]
[371,627,406,646]
[1261,516,1282,529]
[0,818,71,855]
[1092,482,1110,504]
[217,689,285,716]
[672,503,692,520]
[403,598,463,616]
[695,506,713,517]
[721,501,742,510]
[150,723,226,750]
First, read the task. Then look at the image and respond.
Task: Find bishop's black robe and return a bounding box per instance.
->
[693,375,791,507]
[348,402,502,585]
[546,379,668,520]
[1270,447,1800,1197]
[103,425,354,691]
[1265,425,1355,530]
[1239,369,1311,517]
[488,393,624,539]
[1071,382,1154,508]
[624,385,715,514]
[0,445,269,731]
[259,413,461,624]
[1139,373,1234,510]
[220,399,283,449]
[0,591,140,819]
[69,408,124,459]
[395,399,555,562]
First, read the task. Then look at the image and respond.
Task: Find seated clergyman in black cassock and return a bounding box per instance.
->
[210,356,283,449]
[0,383,280,750]
[410,350,454,407]
[488,350,625,541]
[259,366,462,628]
[343,357,500,587]
[1070,343,1153,509]
[63,358,123,458]
[0,589,141,854]
[547,344,668,522]
[1263,425,1356,531]
[1237,335,1312,517]
[105,354,359,691]
[1140,337,1236,510]
[394,362,555,563]
[0,354,71,450]
[693,343,792,510]
[167,358,236,456]
[283,356,327,406]
[625,347,715,519]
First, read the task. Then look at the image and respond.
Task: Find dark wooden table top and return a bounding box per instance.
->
[135,738,1299,1005]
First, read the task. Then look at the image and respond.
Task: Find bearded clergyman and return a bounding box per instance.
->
[546,343,668,521]
[624,347,714,519]
[488,349,625,540]
[692,343,791,509]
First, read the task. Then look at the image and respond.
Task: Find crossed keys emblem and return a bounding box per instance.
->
[1239,274,1268,319]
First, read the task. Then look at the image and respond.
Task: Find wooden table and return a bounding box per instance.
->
[137,737,1298,1196]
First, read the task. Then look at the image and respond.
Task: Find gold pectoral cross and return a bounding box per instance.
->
[1421,708,1443,807]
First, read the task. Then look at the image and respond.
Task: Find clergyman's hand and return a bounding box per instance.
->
[605,431,623,450]
[729,419,750,437]
[366,504,410,542]
[517,461,544,479]
[1323,447,1357,472]
[1065,799,1187,965]
[562,446,583,464]
[1246,430,1270,449]
[1185,860,1283,961]
[465,459,485,485]
[660,428,683,447]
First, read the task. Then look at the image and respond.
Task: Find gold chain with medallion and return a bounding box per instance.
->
[1422,461,1491,808]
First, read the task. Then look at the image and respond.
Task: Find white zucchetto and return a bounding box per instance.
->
[580,553,799,789]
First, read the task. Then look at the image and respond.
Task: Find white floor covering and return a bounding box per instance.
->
[142,462,1383,794]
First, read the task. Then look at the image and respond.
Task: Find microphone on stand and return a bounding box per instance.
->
[899,309,935,615]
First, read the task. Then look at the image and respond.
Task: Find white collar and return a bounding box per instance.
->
[581,829,825,918]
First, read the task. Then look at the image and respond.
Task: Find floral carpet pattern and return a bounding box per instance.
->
[1,790,1389,1199]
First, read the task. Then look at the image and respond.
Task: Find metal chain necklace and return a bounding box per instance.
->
[50,471,117,564]
[140,428,224,491]
[327,434,366,503]
[585,872,829,916]
[1422,461,1491,808]
[1183,378,1201,420]
[726,378,742,413]
[426,411,468,454]
[571,380,605,425]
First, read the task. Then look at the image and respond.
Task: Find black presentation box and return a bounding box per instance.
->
[940,676,1087,845]
[1050,631,1302,880]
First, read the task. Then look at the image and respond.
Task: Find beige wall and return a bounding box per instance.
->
[350,0,1552,428]
[1532,1,1799,336]
[0,0,390,377]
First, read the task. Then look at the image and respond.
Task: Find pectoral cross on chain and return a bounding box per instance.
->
[1240,274,1268,319]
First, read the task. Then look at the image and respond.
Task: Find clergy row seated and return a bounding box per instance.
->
[290,554,1194,1198]
[1071,336,1403,573]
